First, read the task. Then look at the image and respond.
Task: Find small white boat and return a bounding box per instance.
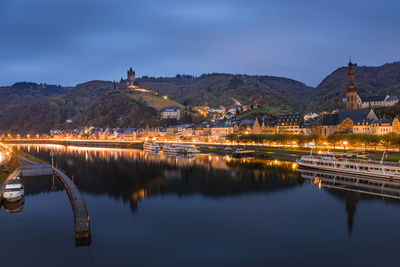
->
[143,141,160,153]
[3,178,25,203]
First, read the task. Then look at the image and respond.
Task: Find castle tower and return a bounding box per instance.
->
[345,60,361,110]
[127,67,135,87]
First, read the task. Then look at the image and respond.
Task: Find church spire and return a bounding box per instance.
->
[347,59,357,92]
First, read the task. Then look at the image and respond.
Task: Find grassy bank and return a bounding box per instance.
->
[15,150,44,164]
[200,146,310,161]
[0,156,20,183]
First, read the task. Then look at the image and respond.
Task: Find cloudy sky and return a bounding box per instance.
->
[1,0,399,86]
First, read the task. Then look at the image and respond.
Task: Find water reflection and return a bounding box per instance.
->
[3,198,25,213]
[3,145,400,265]
[299,168,400,234]
[14,144,302,212]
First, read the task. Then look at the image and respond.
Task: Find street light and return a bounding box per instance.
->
[343,141,348,150]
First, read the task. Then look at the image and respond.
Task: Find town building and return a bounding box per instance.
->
[361,95,399,109]
[276,114,303,134]
[160,106,181,120]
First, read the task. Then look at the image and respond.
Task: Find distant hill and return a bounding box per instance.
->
[307,61,400,111]
[0,82,67,118]
[73,89,194,128]
[0,80,113,134]
[138,73,314,111]
[2,60,400,134]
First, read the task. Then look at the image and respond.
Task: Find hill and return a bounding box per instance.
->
[307,61,400,111]
[137,73,314,111]
[73,89,197,128]
[0,80,113,134]
[2,60,400,134]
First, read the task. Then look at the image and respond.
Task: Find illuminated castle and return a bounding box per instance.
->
[127,67,135,87]
[125,67,154,94]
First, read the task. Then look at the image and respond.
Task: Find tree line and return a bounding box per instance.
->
[226,133,400,151]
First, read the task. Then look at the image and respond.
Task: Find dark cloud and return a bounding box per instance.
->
[0,0,399,86]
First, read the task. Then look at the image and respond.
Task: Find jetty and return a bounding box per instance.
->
[53,167,90,241]
[1,154,90,245]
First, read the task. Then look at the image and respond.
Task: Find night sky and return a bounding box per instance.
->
[1,0,399,86]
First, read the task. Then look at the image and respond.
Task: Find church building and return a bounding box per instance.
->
[345,60,398,110]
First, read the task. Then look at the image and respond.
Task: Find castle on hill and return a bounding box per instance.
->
[118,67,159,95]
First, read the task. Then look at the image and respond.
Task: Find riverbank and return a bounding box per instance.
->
[200,146,400,162]
[8,140,400,163]
[0,156,20,183]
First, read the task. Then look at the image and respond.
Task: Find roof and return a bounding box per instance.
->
[387,95,399,101]
[320,114,338,126]
[372,119,393,126]
[277,114,301,123]
[337,109,375,124]
[361,95,387,102]
[160,106,180,112]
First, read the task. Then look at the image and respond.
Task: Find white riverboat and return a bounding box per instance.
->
[296,151,400,180]
[163,143,200,157]
[3,178,25,202]
[143,141,160,153]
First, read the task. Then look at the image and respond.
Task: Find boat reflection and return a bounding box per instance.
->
[3,198,25,213]
[298,168,400,200]
[299,168,400,235]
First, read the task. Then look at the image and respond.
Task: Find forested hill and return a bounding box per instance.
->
[137,73,314,110]
[307,61,400,111]
[1,60,400,134]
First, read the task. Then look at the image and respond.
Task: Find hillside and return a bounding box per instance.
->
[0,82,67,118]
[137,73,314,110]
[307,61,400,111]
[73,89,196,128]
[0,80,113,134]
[73,90,160,128]
[2,60,400,134]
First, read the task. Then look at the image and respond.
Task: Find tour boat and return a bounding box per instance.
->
[3,178,25,202]
[163,143,200,156]
[296,151,400,180]
[143,141,160,153]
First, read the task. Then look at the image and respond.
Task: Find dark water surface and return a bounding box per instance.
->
[1,144,400,266]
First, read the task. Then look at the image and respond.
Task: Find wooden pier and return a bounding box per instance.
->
[53,167,91,243]
[2,153,91,245]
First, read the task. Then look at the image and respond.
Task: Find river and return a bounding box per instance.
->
[1,144,399,266]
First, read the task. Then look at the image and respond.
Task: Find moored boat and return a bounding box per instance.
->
[3,178,25,203]
[296,151,400,180]
[143,141,160,153]
[163,143,200,156]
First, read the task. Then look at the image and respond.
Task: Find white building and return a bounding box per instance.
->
[361,95,399,109]
[161,106,181,120]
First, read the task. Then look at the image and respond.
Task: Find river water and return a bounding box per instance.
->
[1,144,400,266]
